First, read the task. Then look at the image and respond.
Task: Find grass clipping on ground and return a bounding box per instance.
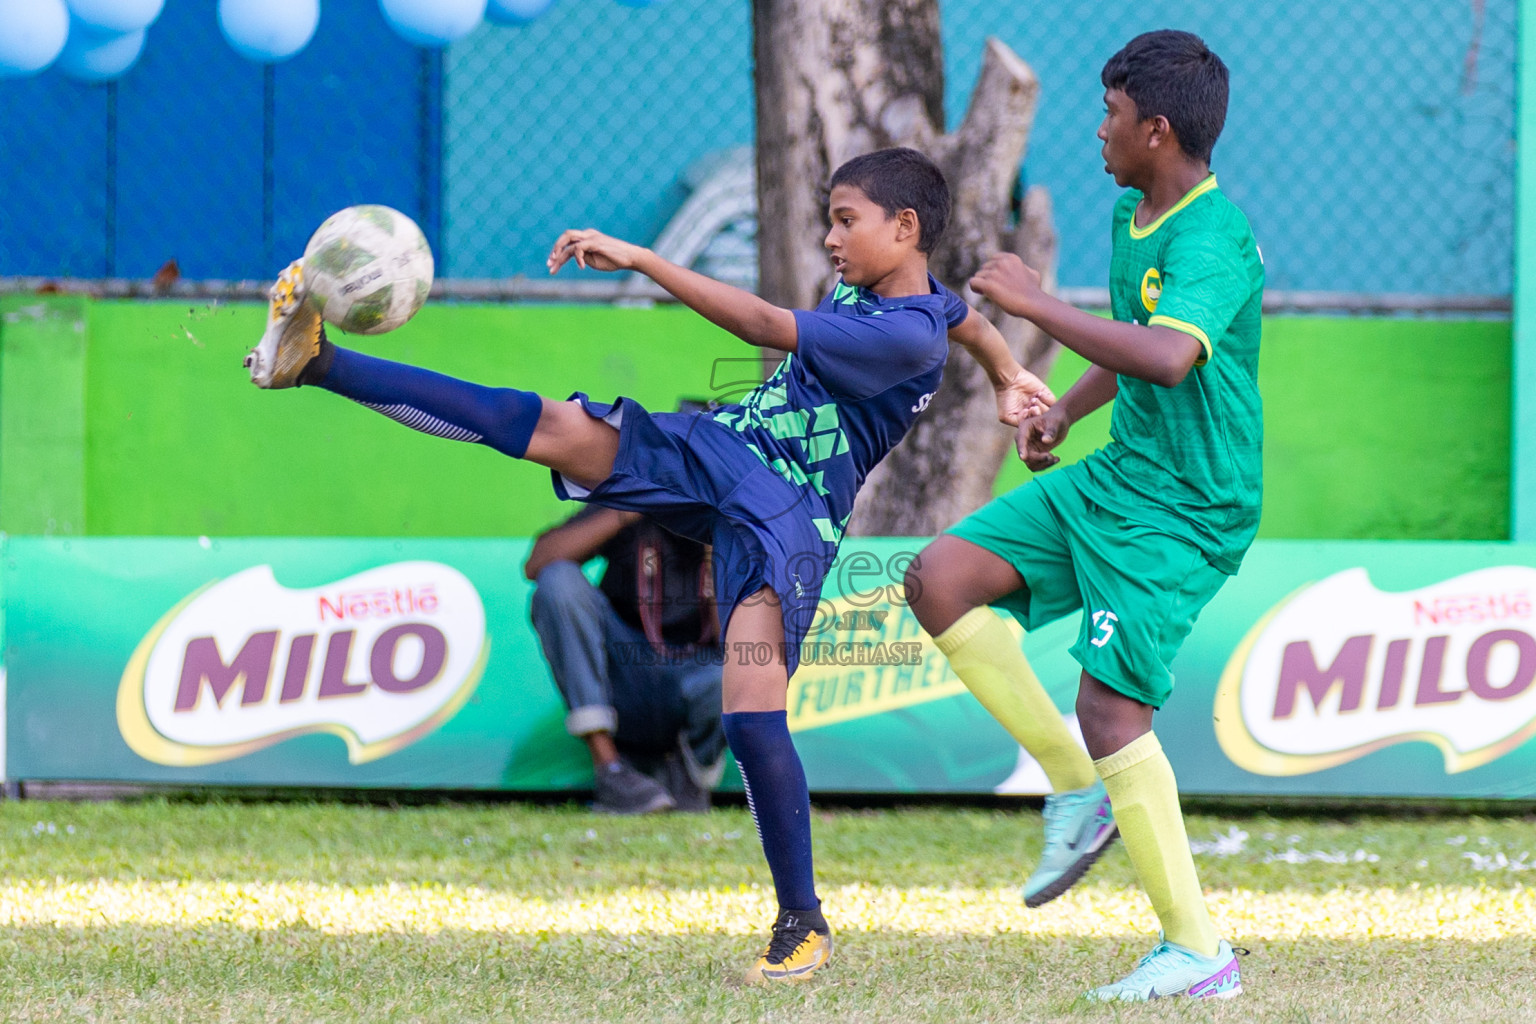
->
[0,801,1532,1023]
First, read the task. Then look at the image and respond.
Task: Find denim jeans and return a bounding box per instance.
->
[529,561,726,768]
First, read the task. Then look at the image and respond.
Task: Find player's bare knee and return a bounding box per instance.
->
[1075,707,1112,759]
[525,400,619,484]
[901,559,932,622]
[535,398,599,442]
[1076,675,1154,758]
[721,658,788,714]
[910,558,995,636]
[1076,678,1118,723]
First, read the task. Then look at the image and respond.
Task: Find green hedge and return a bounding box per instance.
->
[0,298,1511,540]
[999,316,1511,540]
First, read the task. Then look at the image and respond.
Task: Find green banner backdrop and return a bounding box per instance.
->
[4,536,1536,798]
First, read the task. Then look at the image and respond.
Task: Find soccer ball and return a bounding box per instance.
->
[302,205,434,335]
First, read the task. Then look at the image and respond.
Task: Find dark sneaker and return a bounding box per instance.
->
[245,260,324,389]
[664,736,724,814]
[660,752,708,813]
[743,907,833,984]
[593,759,674,815]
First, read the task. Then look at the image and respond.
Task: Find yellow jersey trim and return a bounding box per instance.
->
[1149,314,1212,366]
[1128,174,1218,239]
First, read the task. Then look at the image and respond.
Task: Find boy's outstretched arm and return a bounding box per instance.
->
[947,306,1055,425]
[548,229,798,352]
[971,254,1203,388]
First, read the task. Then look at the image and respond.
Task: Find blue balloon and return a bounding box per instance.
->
[379,0,486,46]
[57,22,146,82]
[0,0,69,77]
[485,0,555,26]
[218,0,320,63]
[613,0,665,7]
[66,0,164,34]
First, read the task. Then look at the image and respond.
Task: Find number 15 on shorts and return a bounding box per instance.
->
[1090,609,1119,648]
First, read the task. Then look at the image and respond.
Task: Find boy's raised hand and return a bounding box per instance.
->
[995,367,1056,426]
[547,229,649,274]
[970,253,1046,318]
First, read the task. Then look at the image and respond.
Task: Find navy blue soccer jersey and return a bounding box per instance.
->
[555,273,968,674]
[708,274,968,544]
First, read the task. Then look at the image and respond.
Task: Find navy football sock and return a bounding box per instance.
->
[315,344,543,459]
[721,710,819,913]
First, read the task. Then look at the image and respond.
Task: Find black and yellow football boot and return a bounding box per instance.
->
[743,907,833,984]
[245,259,326,389]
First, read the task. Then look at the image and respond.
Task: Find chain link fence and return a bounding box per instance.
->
[0,0,1516,309]
[0,0,440,283]
[946,0,1516,301]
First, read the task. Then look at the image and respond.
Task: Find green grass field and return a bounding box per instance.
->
[0,799,1531,1022]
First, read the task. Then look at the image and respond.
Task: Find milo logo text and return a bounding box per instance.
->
[118,563,488,766]
[1215,567,1536,775]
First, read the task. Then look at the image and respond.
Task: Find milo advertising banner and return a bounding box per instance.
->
[2,538,590,790]
[117,562,488,769]
[4,536,1536,797]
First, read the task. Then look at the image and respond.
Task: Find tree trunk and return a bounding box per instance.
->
[754,2,1061,536]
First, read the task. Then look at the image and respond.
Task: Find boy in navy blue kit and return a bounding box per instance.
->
[246,147,1054,983]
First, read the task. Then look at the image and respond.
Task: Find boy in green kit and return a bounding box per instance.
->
[906,30,1261,1001]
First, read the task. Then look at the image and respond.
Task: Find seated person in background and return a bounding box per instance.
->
[525,504,727,814]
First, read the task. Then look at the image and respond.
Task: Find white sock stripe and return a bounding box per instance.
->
[358,401,483,443]
[736,759,766,846]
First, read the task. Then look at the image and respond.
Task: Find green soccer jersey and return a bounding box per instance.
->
[1072,174,1264,573]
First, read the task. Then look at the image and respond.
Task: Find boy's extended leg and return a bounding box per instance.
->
[245,263,618,488]
[906,535,1113,906]
[720,589,832,985]
[1078,674,1241,1002]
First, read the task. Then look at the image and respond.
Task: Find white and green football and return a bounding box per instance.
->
[302,205,434,335]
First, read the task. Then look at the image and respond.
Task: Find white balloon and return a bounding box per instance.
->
[66,0,164,34]
[57,23,146,82]
[218,0,320,63]
[0,0,69,77]
[379,0,486,47]
[485,0,555,26]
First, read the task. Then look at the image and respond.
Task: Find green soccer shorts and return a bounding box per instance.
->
[945,464,1230,708]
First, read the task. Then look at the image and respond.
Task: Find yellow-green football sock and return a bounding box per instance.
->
[933,607,1095,792]
[1095,731,1220,957]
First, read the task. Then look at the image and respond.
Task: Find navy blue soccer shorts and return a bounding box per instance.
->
[551,395,837,676]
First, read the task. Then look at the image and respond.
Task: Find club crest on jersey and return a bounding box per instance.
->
[1140,268,1162,313]
[117,562,488,766]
